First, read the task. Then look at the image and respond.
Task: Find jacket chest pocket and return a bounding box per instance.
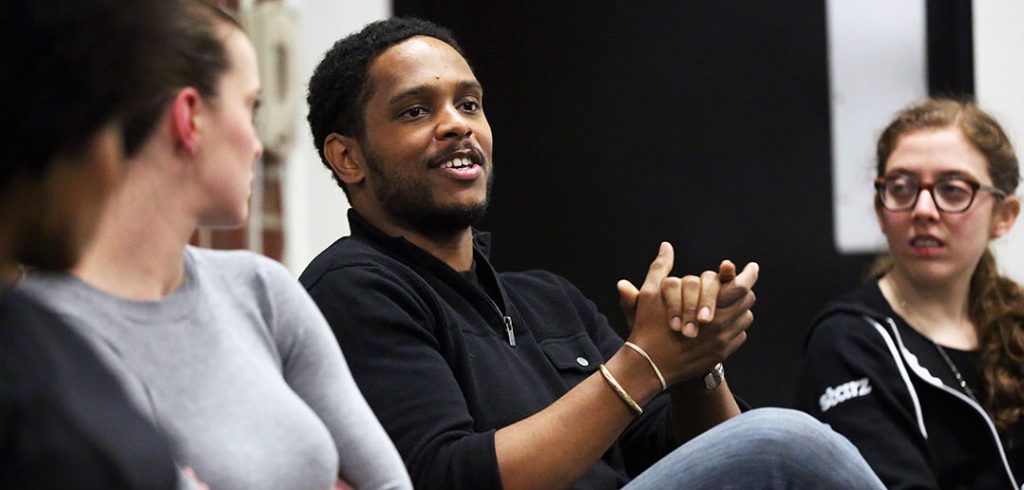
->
[538,332,603,386]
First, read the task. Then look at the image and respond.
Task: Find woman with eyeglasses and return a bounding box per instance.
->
[796,98,1023,489]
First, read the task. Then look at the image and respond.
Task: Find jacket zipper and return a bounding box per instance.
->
[503,316,515,347]
[482,295,515,347]
[458,254,516,347]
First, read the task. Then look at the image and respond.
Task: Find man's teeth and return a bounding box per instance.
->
[912,238,941,247]
[440,158,473,169]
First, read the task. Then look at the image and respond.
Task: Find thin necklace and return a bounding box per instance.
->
[883,276,980,403]
[933,343,980,403]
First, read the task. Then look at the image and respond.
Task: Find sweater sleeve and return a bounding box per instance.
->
[260,260,412,490]
[305,263,503,490]
[795,314,939,490]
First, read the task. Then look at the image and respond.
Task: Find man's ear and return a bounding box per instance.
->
[324,132,366,187]
[991,195,1021,239]
[171,87,202,154]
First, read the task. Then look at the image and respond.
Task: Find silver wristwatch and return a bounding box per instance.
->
[703,363,725,391]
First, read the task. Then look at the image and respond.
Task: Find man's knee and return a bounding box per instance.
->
[732,408,855,461]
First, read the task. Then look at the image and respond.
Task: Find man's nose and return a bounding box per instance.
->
[435,105,472,140]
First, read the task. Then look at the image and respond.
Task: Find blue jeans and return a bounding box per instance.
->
[624,408,884,489]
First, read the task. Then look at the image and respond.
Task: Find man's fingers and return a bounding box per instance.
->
[718,260,737,283]
[697,270,719,324]
[715,290,757,326]
[617,279,639,330]
[734,261,760,289]
[641,242,675,292]
[717,262,759,308]
[661,277,683,331]
[680,275,700,335]
[725,330,749,357]
[617,279,639,308]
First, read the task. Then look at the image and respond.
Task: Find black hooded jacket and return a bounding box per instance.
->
[796,281,1023,489]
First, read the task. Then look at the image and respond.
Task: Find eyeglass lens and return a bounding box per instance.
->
[880,175,975,212]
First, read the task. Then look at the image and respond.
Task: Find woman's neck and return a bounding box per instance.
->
[879,269,977,350]
[73,158,198,301]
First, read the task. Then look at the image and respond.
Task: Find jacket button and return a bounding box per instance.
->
[576,356,589,367]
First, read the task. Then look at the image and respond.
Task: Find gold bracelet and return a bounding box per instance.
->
[599,364,643,416]
[623,341,667,391]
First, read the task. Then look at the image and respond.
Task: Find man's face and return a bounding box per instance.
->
[357,36,494,236]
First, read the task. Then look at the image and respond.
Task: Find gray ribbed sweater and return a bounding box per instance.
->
[21,246,411,490]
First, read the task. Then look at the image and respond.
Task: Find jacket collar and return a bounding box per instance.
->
[347,208,494,263]
[346,209,509,313]
[809,279,891,328]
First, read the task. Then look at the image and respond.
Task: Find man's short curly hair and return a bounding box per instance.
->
[306,18,466,194]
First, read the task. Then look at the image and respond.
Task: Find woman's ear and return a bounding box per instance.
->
[991,195,1021,239]
[323,133,367,187]
[171,87,202,154]
[874,198,887,231]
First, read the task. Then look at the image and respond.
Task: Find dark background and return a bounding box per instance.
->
[394,1,973,407]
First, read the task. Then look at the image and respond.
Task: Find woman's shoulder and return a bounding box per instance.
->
[185,246,304,314]
[806,282,897,354]
[186,246,293,281]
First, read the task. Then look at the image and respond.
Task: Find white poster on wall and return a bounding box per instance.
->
[975,1,1024,283]
[827,0,927,254]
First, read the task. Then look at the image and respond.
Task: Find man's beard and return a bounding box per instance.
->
[364,146,494,240]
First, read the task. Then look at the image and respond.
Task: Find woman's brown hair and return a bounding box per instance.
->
[122,0,243,155]
[873,98,1024,435]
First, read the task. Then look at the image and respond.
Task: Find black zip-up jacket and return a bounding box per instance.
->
[300,211,676,490]
[796,281,1023,489]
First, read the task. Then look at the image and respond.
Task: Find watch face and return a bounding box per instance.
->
[703,363,724,390]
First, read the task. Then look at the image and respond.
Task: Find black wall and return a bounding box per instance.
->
[391,1,881,407]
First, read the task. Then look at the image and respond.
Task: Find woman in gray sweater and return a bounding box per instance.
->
[20,2,411,489]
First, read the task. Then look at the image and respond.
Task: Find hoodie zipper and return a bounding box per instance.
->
[882,317,1019,490]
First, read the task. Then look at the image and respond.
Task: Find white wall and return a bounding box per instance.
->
[975,1,1024,283]
[282,0,390,275]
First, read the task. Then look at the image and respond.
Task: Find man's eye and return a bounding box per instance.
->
[402,107,427,118]
[460,100,480,112]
